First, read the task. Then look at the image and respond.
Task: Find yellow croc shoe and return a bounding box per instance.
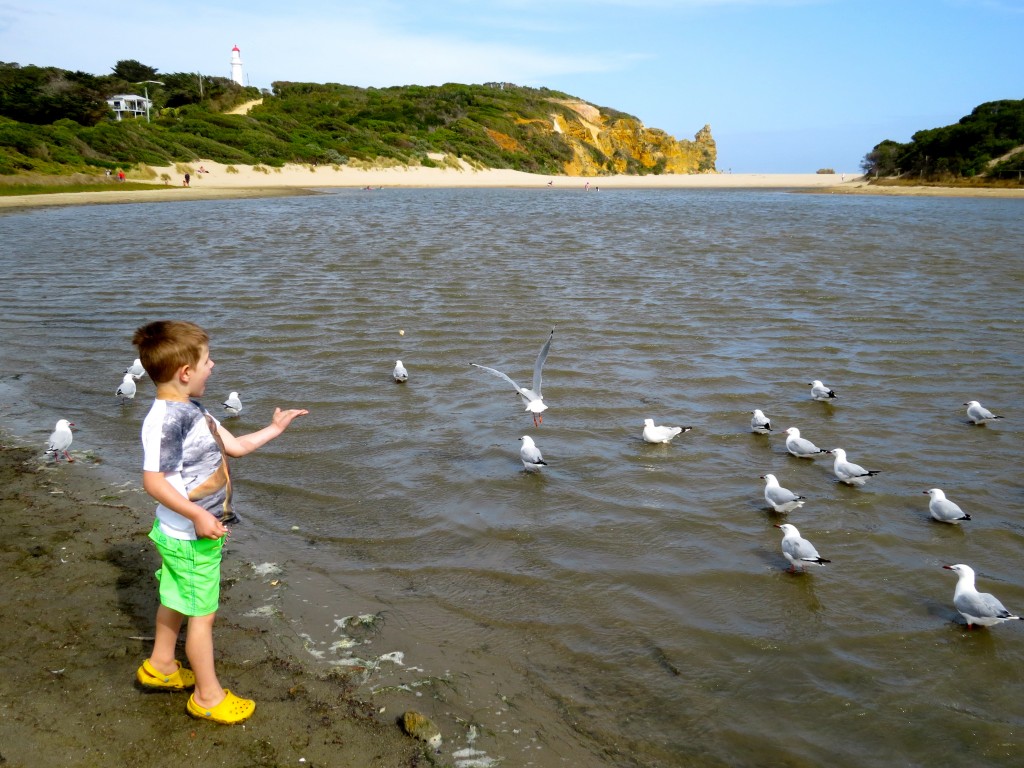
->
[136,659,196,690]
[187,690,256,724]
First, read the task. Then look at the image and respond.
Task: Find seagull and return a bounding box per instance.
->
[472,329,553,427]
[46,419,74,462]
[116,373,136,403]
[809,379,837,401]
[642,418,691,444]
[761,473,806,513]
[830,448,880,486]
[519,435,547,472]
[393,360,408,383]
[775,523,830,572]
[784,427,830,459]
[750,409,772,434]
[924,488,971,524]
[943,564,1022,629]
[223,391,243,416]
[125,358,146,379]
[964,400,1003,425]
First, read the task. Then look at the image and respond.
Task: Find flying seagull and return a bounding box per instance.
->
[472,329,554,427]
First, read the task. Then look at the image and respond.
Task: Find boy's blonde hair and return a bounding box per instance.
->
[132,320,209,384]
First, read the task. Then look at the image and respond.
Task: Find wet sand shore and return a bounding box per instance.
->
[1,164,1020,210]
[0,436,423,768]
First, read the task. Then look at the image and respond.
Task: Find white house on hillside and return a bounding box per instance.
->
[107,94,151,121]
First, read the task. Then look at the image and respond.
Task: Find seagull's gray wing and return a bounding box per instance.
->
[767,486,801,505]
[956,591,1014,620]
[471,364,525,396]
[531,329,554,396]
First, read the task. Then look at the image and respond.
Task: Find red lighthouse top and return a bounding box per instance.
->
[232,45,240,52]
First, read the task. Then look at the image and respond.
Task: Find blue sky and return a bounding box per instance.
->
[2,0,1021,172]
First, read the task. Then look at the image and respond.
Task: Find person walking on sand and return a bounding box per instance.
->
[131,320,308,724]
[183,172,190,187]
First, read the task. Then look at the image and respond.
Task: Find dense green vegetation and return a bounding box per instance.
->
[0,59,646,177]
[861,100,1024,182]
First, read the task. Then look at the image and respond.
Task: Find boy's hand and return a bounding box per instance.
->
[272,407,309,431]
[194,513,228,540]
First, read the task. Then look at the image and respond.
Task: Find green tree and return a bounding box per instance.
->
[111,59,159,82]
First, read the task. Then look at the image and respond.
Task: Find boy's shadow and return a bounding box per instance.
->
[107,540,162,639]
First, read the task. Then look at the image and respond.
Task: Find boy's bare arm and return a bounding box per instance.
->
[218,407,309,458]
[143,471,228,540]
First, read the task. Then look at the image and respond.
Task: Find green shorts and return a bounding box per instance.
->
[148,519,224,617]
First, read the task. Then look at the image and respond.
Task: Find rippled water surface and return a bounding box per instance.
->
[2,188,1023,766]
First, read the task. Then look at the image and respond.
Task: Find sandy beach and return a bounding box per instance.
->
[0,434,423,768]
[1,162,1021,209]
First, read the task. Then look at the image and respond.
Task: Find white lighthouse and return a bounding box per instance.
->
[230,44,244,86]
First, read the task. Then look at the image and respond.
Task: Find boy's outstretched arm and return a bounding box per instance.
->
[218,407,309,458]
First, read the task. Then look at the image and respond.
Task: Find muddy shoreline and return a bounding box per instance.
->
[0,437,425,768]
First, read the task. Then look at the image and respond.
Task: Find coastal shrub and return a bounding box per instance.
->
[816,168,835,174]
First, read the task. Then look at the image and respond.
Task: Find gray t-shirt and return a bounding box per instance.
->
[141,398,226,540]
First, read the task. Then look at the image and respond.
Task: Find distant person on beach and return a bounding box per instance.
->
[198,165,208,174]
[183,173,190,187]
[131,320,308,724]
[117,169,125,182]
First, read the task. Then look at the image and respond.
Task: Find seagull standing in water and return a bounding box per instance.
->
[472,329,553,427]
[750,409,772,434]
[964,400,1003,425]
[830,448,881,486]
[47,419,74,462]
[761,474,806,513]
[125,358,146,379]
[642,418,691,444]
[393,360,408,383]
[775,523,830,572]
[943,564,1022,629]
[809,380,837,401]
[116,373,136,403]
[519,435,548,472]
[784,427,830,459]
[223,391,243,416]
[924,488,971,524]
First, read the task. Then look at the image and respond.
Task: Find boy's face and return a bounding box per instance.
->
[186,346,215,397]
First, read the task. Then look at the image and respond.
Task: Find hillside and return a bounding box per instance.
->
[861,99,1024,182]
[0,62,716,178]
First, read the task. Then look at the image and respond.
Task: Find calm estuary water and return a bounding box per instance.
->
[1,187,1023,767]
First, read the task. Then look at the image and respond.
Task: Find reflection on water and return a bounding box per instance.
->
[1,189,1023,766]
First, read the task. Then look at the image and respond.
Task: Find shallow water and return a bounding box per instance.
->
[2,188,1023,766]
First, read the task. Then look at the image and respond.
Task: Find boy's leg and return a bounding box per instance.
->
[148,604,185,674]
[185,612,226,708]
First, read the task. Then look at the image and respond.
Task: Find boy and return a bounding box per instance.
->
[131,320,308,724]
